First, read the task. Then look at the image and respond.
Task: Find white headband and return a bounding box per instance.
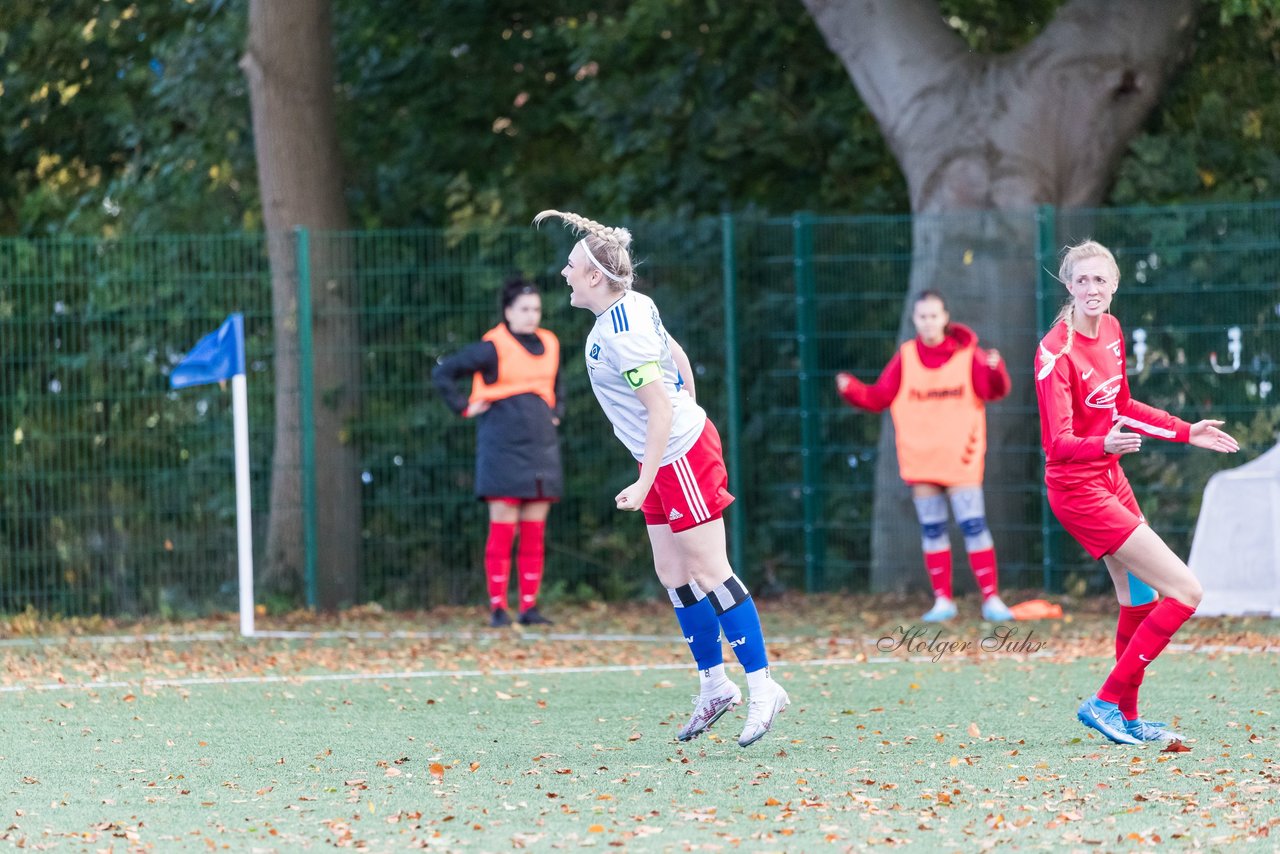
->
[579,239,624,283]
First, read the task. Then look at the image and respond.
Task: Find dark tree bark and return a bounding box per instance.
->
[800,0,1199,589]
[241,0,361,609]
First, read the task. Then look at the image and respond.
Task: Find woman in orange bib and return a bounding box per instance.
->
[836,290,1013,622]
[433,278,564,627]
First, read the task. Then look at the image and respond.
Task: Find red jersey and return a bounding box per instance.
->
[837,323,1010,411]
[1035,314,1190,490]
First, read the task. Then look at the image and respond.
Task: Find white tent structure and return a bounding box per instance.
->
[1188,442,1280,617]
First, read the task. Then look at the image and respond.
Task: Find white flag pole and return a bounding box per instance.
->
[231,372,255,636]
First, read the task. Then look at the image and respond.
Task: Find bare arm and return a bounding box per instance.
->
[615,381,673,511]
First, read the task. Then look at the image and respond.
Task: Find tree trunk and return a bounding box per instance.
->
[241,0,361,610]
[802,0,1198,588]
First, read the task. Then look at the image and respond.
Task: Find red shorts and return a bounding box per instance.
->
[640,420,735,532]
[1047,465,1145,560]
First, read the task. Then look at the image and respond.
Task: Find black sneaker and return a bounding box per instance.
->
[490,608,512,628]
[517,607,553,626]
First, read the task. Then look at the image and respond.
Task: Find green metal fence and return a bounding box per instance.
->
[2,202,1277,616]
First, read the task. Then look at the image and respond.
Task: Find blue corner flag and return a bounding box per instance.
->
[171,313,246,389]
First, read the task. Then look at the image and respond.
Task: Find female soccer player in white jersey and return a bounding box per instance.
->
[534,209,789,747]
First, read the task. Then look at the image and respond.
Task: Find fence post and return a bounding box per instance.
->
[720,214,746,578]
[294,226,319,610]
[1034,205,1057,593]
[793,213,825,592]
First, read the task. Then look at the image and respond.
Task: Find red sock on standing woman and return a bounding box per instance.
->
[517,520,546,613]
[923,549,953,600]
[485,521,517,610]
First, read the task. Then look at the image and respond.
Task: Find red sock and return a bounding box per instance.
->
[485,521,517,610]
[923,549,953,599]
[517,520,546,612]
[1098,598,1195,705]
[1115,601,1158,719]
[967,546,1000,599]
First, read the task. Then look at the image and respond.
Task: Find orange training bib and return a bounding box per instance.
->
[469,325,559,409]
[888,339,986,485]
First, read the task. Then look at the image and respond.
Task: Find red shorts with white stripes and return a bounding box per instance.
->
[1047,464,1145,560]
[641,419,735,532]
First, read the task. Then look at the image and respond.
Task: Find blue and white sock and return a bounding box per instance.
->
[668,582,724,685]
[707,574,769,676]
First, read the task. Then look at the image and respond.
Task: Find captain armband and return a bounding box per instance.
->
[622,361,662,390]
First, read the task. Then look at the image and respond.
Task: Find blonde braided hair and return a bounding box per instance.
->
[533,209,635,292]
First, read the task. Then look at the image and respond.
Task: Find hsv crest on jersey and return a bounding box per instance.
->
[590,342,600,359]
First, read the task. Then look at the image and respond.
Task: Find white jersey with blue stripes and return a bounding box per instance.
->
[584,290,706,464]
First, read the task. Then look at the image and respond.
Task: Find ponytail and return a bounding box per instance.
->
[533,209,635,292]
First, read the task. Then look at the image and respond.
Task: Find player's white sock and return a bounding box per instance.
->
[699,663,728,694]
[745,666,774,697]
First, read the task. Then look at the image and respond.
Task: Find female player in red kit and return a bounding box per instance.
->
[1035,240,1239,744]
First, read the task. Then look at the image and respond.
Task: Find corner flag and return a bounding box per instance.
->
[171,313,245,389]
[171,313,255,636]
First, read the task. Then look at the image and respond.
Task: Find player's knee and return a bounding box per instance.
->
[1175,579,1203,608]
[958,516,987,538]
[921,520,947,541]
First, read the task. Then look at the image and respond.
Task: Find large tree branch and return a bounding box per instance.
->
[803,0,1199,210]
[799,0,974,160]
[1022,0,1199,206]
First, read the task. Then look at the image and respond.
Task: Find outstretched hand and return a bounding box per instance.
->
[1104,420,1142,456]
[1188,419,1240,453]
[835,372,859,394]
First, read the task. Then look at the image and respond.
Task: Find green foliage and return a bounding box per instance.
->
[0,1,255,236]
[1110,2,1280,205]
[5,0,1280,233]
[0,233,276,614]
[561,3,905,220]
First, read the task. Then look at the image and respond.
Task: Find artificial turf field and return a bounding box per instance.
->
[2,594,1278,852]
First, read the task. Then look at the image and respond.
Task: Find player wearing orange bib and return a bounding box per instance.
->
[433,278,564,628]
[836,290,1013,622]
